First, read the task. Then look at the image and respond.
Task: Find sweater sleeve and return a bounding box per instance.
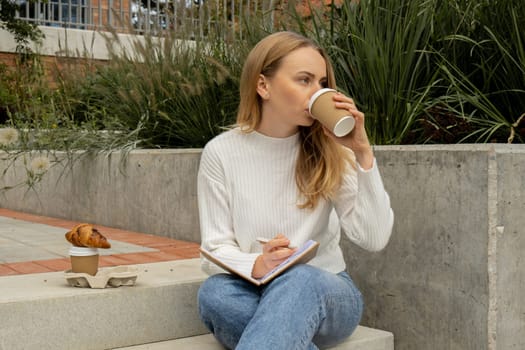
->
[197,144,259,277]
[333,158,394,252]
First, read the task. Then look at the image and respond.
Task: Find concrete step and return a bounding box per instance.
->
[0,258,394,350]
[0,259,209,350]
[115,326,394,350]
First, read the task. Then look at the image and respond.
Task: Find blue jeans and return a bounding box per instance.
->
[197,264,363,350]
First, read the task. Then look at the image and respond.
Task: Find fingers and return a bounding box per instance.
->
[269,247,296,260]
[261,234,297,268]
[333,92,355,105]
[333,94,360,116]
[331,93,368,131]
[262,248,296,269]
[263,235,290,251]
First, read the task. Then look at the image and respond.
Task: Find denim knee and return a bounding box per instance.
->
[273,264,335,293]
[277,264,320,283]
[313,272,364,348]
[197,274,260,349]
[197,274,226,323]
[267,265,364,348]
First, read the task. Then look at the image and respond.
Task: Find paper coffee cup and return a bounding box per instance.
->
[308,88,355,137]
[69,247,99,276]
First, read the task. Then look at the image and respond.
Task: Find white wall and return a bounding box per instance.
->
[0,26,169,60]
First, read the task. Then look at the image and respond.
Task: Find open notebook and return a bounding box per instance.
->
[199,240,320,286]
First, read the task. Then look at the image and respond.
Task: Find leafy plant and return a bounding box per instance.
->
[432,0,525,143]
[3,0,525,156]
[54,29,243,148]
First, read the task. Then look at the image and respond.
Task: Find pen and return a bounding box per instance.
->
[256,237,296,249]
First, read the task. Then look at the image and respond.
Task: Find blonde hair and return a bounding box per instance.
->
[236,31,354,209]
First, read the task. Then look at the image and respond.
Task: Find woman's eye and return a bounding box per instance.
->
[299,77,310,84]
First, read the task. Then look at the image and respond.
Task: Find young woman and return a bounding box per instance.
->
[197,31,394,350]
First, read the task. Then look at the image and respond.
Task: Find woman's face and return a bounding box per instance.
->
[258,46,328,137]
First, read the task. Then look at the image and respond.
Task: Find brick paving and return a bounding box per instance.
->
[0,208,200,276]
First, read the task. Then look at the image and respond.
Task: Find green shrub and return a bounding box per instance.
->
[2,0,524,149]
[431,0,525,143]
[54,31,245,148]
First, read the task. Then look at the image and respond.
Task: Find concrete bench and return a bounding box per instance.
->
[0,259,393,350]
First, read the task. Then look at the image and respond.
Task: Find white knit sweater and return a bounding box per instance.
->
[197,128,394,278]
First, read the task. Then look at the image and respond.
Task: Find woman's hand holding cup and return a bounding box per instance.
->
[310,90,374,169]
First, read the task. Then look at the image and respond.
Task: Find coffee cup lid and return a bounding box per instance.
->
[69,246,99,256]
[308,88,337,113]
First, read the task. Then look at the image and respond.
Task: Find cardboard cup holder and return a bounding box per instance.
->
[64,265,139,289]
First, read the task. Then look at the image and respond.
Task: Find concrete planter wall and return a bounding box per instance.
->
[0,149,202,242]
[1,144,524,349]
[343,145,524,350]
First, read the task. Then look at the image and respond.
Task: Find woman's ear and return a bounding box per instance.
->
[256,74,270,100]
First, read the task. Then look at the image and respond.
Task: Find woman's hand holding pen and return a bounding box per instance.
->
[323,92,374,170]
[251,234,297,279]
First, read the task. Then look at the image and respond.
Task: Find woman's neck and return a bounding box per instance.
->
[257,115,299,138]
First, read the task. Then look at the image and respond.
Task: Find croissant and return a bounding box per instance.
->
[65,223,111,249]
